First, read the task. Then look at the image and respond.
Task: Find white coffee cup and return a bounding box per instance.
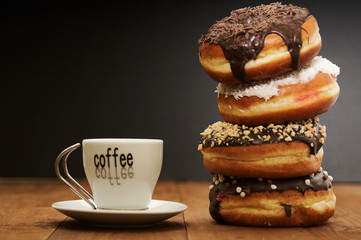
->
[55,138,163,210]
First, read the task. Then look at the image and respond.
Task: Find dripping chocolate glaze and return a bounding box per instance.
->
[200,118,326,156]
[199,3,310,82]
[280,203,292,217]
[209,171,332,222]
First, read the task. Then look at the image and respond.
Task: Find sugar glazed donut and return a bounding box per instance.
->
[216,57,340,126]
[198,118,326,178]
[198,3,322,84]
[209,170,336,227]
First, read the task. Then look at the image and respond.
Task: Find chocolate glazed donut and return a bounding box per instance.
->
[209,170,336,226]
[220,7,309,81]
[199,3,322,84]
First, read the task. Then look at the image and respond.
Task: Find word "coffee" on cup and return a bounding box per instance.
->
[93,147,134,185]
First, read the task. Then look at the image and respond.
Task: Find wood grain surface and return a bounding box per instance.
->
[0,179,360,240]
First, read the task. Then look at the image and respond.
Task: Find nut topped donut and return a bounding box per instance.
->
[199,3,322,84]
[209,169,336,227]
[198,118,326,178]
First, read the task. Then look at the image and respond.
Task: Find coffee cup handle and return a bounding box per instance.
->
[55,143,97,209]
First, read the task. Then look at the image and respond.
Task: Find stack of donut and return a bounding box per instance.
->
[197,3,340,227]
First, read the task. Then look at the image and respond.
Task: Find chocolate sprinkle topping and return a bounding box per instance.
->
[199,2,310,82]
[199,118,326,156]
[209,170,333,222]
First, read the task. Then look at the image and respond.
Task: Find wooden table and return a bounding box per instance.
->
[1,179,360,240]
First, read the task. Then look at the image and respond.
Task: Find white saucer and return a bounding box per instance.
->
[52,199,187,227]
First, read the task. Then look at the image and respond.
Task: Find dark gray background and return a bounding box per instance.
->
[1,0,360,182]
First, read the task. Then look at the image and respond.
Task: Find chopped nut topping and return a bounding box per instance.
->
[320,126,327,137]
[291,124,299,130]
[209,185,214,190]
[236,187,242,193]
[240,192,246,197]
[264,135,271,141]
[284,136,292,142]
[271,184,277,190]
[243,130,251,135]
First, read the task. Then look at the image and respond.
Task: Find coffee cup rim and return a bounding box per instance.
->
[82,138,163,144]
